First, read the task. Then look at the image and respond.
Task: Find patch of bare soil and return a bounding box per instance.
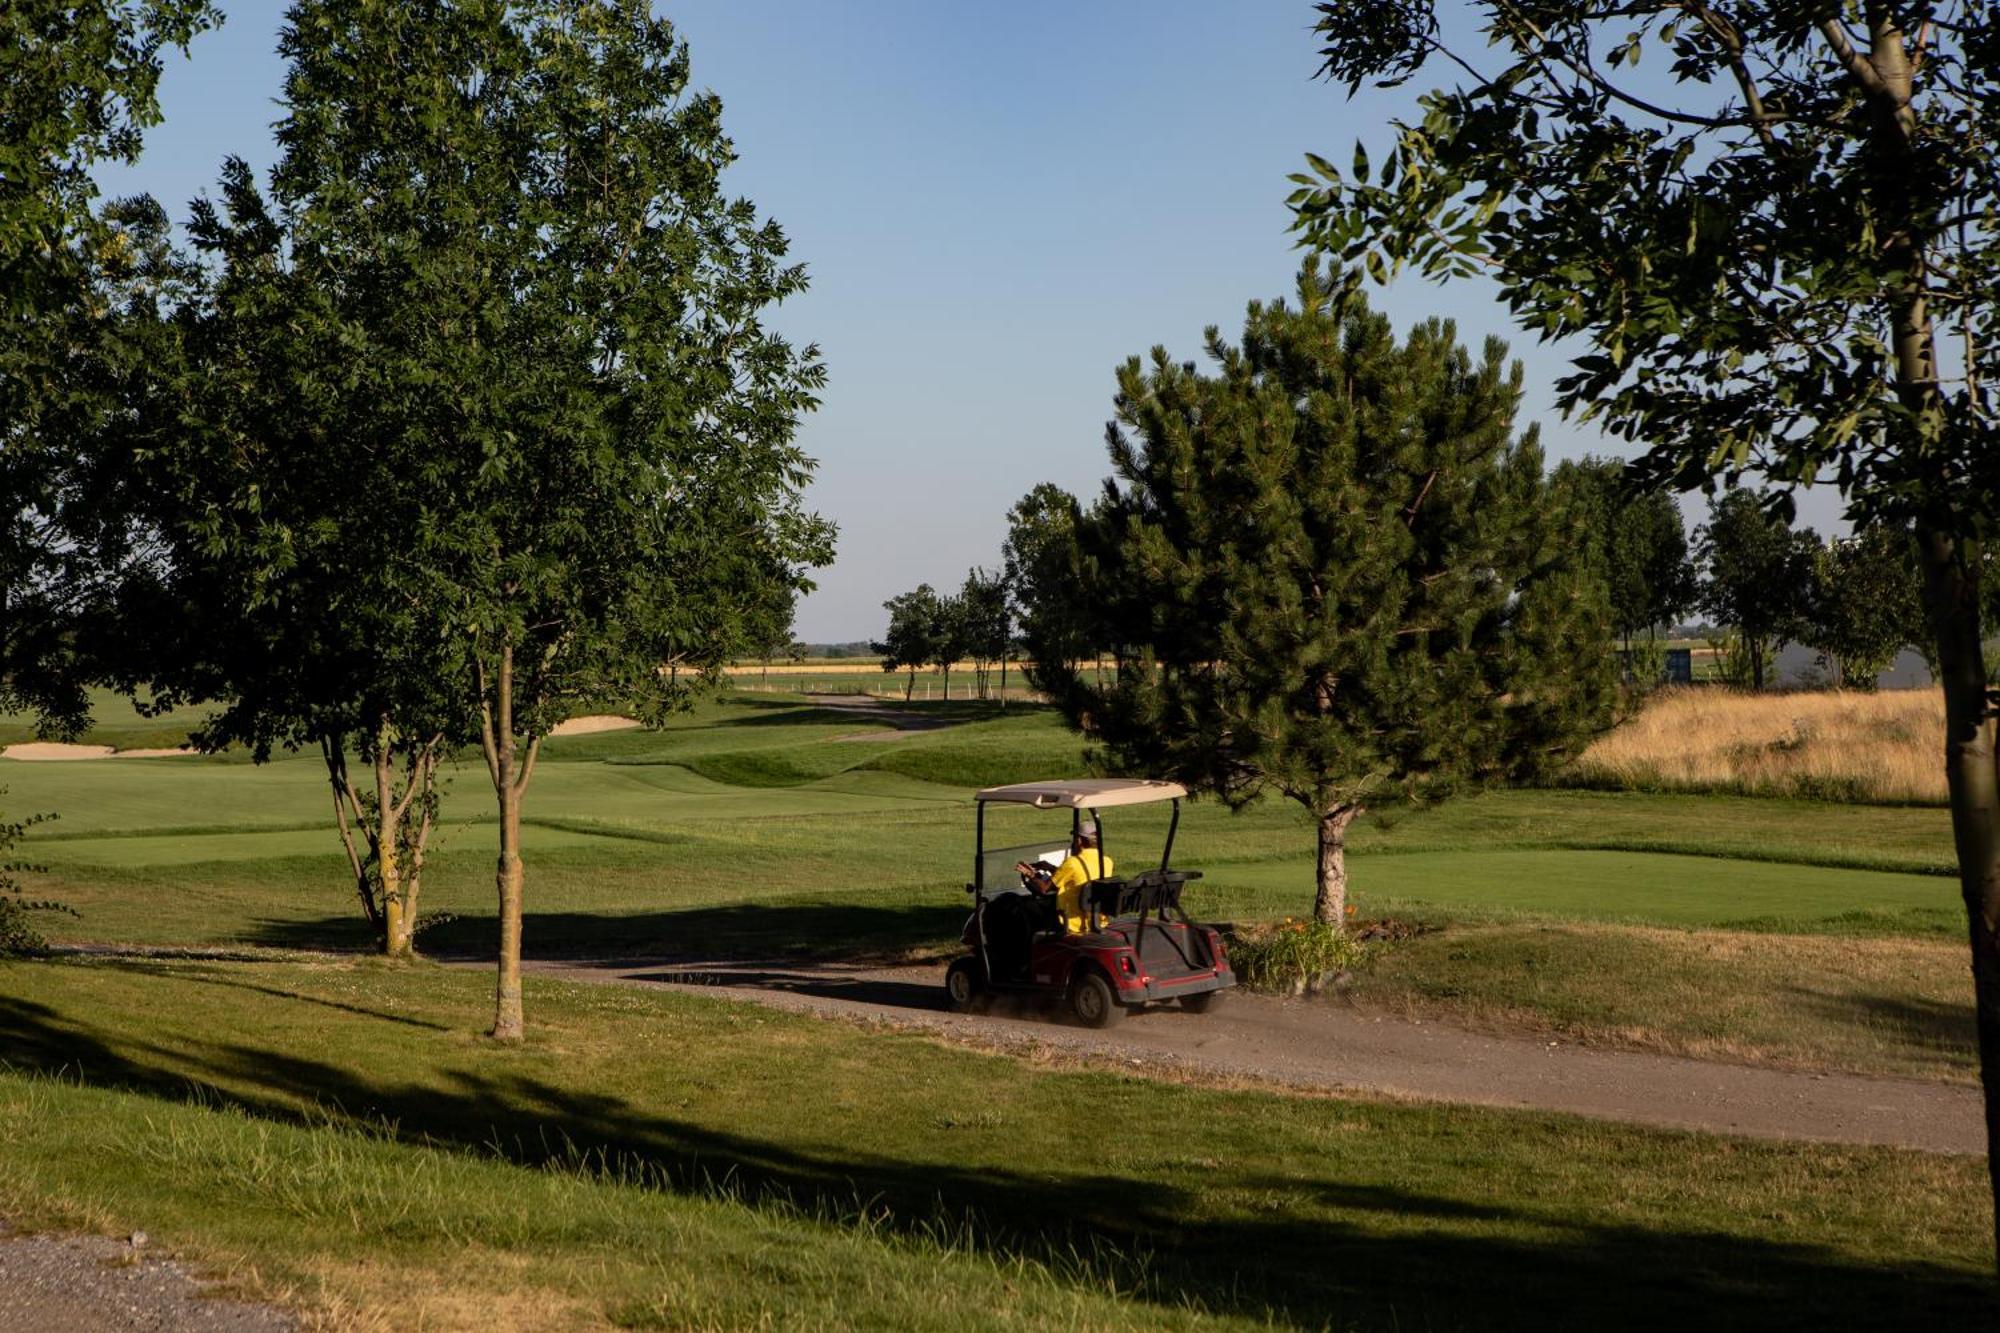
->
[502,955,1985,1155]
[0,1222,294,1331]
[547,714,644,736]
[1,744,192,761]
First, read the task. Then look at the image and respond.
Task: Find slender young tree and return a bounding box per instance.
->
[110,157,471,957]
[1297,3,2000,1244]
[1041,268,1616,924]
[959,567,1010,701]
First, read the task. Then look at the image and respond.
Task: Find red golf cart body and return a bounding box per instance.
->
[945,778,1234,1026]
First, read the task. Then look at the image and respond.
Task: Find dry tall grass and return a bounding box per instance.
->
[1574,687,1947,804]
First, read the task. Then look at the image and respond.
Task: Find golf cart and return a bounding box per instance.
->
[944,778,1234,1027]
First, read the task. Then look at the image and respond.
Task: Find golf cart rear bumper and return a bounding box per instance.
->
[1117,967,1235,1005]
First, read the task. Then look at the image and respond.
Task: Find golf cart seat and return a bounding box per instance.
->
[1085,869,1202,919]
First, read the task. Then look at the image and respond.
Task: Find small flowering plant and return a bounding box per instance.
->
[1227,913,1369,994]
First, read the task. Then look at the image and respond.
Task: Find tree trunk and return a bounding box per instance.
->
[481,642,539,1043]
[321,735,383,940]
[1851,10,2000,1265]
[904,667,914,701]
[493,778,525,1041]
[395,746,438,957]
[1918,531,2000,1263]
[374,723,409,960]
[1312,805,1359,926]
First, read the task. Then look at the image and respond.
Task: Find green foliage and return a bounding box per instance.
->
[1696,491,1816,689]
[875,584,944,698]
[1003,482,1095,687]
[0,0,219,736]
[1226,918,1369,994]
[957,567,1011,698]
[1798,527,1928,689]
[1039,267,1617,917]
[1552,457,1693,651]
[0,795,61,956]
[1294,5,1997,533]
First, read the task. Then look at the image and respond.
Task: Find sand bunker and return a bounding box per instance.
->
[549,714,644,736]
[1,743,193,761]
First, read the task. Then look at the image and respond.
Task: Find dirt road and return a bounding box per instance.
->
[515,955,1985,1155]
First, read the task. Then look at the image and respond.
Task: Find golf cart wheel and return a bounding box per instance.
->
[1181,990,1223,1014]
[1069,970,1124,1029]
[945,958,985,1010]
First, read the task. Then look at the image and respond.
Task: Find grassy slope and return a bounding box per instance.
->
[1348,924,1976,1083]
[3,695,1974,1080]
[0,957,1988,1331]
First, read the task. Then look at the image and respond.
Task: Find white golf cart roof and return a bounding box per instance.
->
[975,778,1188,809]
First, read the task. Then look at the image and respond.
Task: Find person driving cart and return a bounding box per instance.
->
[1015,820,1114,933]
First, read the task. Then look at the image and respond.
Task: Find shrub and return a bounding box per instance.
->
[0,797,62,957]
[1227,917,1370,995]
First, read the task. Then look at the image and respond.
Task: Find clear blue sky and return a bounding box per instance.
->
[96,1,1841,642]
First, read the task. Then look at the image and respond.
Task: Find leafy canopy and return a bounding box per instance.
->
[1293,2,1999,528]
[0,0,219,735]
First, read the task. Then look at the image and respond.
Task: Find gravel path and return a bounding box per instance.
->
[0,1223,293,1332]
[506,955,1987,1155]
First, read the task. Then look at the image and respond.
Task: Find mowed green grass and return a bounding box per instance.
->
[0,957,1988,1330]
[3,693,1976,1080]
[3,695,1964,950]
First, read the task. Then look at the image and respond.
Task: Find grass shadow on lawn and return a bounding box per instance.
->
[0,984,1987,1331]
[238,900,969,963]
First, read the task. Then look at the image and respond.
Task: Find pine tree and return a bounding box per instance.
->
[1039,266,1615,924]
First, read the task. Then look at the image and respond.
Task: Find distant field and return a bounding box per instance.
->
[1577,686,1945,804]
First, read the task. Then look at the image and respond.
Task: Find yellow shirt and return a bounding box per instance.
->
[1051,849,1113,934]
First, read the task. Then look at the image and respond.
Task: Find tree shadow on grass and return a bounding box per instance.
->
[1786,986,1978,1062]
[0,986,1988,1330]
[239,900,968,963]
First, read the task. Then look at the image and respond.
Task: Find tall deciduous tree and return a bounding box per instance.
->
[1554,457,1694,661]
[1296,1,2000,1247]
[114,155,470,958]
[1040,268,1615,924]
[1003,483,1096,691]
[273,0,831,1039]
[1,0,218,735]
[1800,525,1928,688]
[1696,490,1817,689]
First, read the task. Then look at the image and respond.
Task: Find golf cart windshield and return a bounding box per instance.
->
[977,841,1070,898]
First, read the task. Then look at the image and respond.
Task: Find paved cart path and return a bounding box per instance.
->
[0,1223,293,1332]
[504,955,1986,1155]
